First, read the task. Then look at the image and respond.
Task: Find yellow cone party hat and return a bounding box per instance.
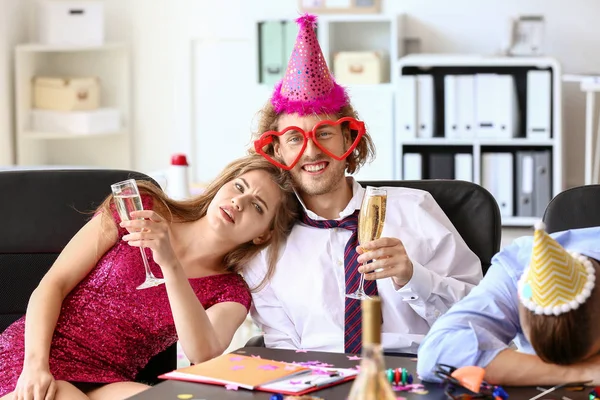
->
[518,221,596,316]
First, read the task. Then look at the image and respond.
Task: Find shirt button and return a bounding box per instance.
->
[434,310,441,317]
[337,260,343,266]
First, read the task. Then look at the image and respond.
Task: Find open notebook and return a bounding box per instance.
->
[159,353,358,396]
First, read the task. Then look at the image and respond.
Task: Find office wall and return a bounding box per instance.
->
[7,0,598,187]
[0,0,29,165]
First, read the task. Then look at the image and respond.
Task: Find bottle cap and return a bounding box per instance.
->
[362,296,382,345]
[171,153,189,166]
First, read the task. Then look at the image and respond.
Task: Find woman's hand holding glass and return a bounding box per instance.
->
[120,210,179,272]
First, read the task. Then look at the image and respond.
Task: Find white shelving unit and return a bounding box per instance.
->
[395,54,563,227]
[14,42,132,169]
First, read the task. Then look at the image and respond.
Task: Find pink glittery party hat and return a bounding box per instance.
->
[271,14,349,116]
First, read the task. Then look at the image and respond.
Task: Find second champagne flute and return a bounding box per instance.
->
[346,187,387,300]
[111,179,165,290]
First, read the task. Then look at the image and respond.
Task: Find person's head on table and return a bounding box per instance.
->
[417,222,600,387]
[517,224,600,366]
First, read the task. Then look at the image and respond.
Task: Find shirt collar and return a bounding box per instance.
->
[297,177,365,221]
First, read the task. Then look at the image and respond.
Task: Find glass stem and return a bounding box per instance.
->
[139,247,155,279]
[358,263,367,294]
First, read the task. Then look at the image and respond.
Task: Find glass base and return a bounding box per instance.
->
[345,291,372,300]
[136,278,165,290]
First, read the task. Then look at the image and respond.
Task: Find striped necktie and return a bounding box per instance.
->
[301,210,378,354]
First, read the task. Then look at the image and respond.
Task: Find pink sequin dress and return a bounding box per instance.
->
[0,198,252,396]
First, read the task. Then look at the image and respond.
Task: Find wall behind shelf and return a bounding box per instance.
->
[3,0,599,188]
[0,0,29,166]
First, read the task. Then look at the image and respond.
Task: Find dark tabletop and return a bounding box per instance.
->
[127,347,592,400]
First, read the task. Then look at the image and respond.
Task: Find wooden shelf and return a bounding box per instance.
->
[22,130,127,140]
[16,42,127,53]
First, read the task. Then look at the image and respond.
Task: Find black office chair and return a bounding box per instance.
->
[0,169,176,385]
[245,179,502,347]
[543,184,600,233]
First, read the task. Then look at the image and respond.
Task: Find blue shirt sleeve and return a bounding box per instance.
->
[416,226,600,382]
[416,238,528,382]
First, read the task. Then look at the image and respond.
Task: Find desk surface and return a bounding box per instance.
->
[128,347,591,400]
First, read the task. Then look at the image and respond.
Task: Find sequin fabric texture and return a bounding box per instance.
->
[280,18,332,103]
[0,198,251,395]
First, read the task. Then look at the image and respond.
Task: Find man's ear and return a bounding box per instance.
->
[252,230,273,245]
[273,142,282,159]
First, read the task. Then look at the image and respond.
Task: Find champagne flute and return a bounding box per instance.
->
[346,187,387,300]
[111,179,165,290]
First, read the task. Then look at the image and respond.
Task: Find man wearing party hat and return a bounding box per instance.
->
[418,222,600,386]
[244,14,482,355]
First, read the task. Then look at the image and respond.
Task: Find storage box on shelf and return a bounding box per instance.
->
[395,54,562,227]
[14,43,131,168]
[255,14,404,180]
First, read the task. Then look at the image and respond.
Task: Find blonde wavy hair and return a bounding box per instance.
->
[98,154,299,291]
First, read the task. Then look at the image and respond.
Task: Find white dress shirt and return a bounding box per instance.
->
[244,178,483,354]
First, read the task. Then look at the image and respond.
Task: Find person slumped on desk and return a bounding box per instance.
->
[244,13,483,356]
[0,155,299,400]
[418,222,600,386]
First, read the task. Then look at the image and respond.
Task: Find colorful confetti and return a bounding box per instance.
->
[290,380,302,385]
[229,356,244,361]
[295,349,308,353]
[347,355,362,360]
[225,384,239,391]
[285,364,298,370]
[251,354,262,358]
[230,365,244,370]
[258,364,279,371]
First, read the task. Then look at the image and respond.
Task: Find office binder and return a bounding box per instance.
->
[417,75,434,138]
[428,153,454,179]
[533,150,552,217]
[454,153,473,182]
[527,70,552,140]
[403,153,422,180]
[457,75,476,139]
[396,75,417,140]
[260,21,284,85]
[495,75,519,138]
[482,153,514,217]
[516,151,535,217]
[444,75,459,139]
[475,74,498,138]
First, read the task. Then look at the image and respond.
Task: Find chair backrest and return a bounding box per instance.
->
[0,169,175,383]
[360,180,502,275]
[543,185,600,233]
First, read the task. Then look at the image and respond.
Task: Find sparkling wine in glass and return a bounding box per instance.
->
[111,179,165,290]
[346,187,387,300]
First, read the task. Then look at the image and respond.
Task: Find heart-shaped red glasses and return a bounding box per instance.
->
[254,117,365,171]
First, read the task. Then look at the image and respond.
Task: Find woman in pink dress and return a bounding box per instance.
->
[0,154,299,400]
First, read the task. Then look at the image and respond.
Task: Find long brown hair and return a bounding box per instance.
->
[251,101,376,174]
[98,154,299,291]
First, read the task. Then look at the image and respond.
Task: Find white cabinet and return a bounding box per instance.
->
[395,54,563,227]
[14,43,132,168]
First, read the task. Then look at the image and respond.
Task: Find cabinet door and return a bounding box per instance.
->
[350,87,395,181]
[192,39,269,183]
